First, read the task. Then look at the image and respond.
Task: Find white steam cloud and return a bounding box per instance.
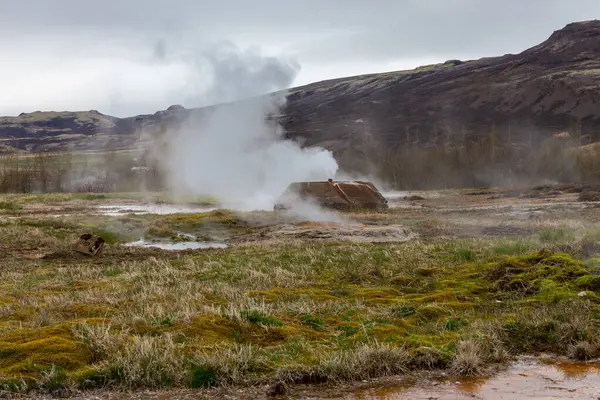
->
[158,43,339,211]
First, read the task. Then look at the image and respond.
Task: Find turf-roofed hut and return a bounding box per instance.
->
[274,179,388,211]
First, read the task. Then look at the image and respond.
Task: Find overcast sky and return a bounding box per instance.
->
[2,0,599,117]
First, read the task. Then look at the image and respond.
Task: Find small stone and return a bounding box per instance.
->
[578,291,588,297]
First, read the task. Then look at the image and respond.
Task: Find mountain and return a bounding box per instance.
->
[2,20,600,184]
[280,20,600,167]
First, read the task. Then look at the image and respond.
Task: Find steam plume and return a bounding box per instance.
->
[157,42,339,211]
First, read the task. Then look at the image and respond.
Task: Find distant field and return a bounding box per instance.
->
[0,148,142,168]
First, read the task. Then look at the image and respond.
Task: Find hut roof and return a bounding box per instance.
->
[274,180,388,210]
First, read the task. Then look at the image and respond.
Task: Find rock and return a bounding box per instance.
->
[578,291,588,297]
[405,195,425,201]
[72,233,105,257]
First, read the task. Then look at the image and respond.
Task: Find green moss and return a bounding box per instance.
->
[484,251,587,295]
[0,325,89,378]
[574,275,600,291]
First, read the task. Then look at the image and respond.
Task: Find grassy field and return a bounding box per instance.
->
[1,191,600,395]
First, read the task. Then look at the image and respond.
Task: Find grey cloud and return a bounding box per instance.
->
[5,0,600,62]
[2,0,600,116]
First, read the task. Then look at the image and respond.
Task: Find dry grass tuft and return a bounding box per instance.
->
[568,341,597,361]
[320,342,410,382]
[103,333,187,388]
[449,340,484,377]
[190,344,270,387]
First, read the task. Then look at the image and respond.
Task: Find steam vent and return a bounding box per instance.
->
[274,179,389,211]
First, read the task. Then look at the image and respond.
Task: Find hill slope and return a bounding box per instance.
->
[1,20,600,181]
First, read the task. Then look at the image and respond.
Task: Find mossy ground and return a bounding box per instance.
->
[1,191,600,393]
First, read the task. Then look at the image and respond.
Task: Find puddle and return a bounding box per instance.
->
[97,204,217,216]
[124,240,227,250]
[342,359,600,399]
